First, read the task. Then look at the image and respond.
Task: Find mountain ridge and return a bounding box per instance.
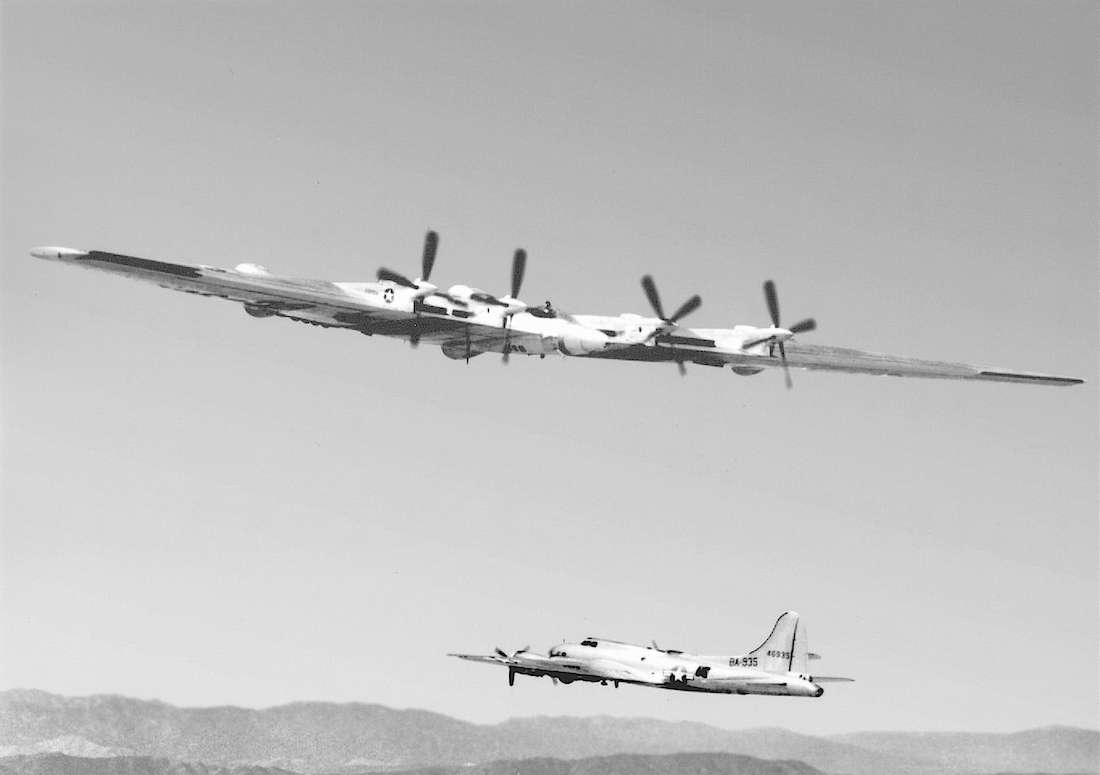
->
[1,690,1095,775]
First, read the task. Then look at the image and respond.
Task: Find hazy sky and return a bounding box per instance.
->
[1,1,1096,735]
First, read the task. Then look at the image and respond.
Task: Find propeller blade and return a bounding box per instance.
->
[668,294,702,324]
[677,361,687,377]
[742,335,774,349]
[779,341,792,389]
[421,230,439,282]
[641,275,666,321]
[495,645,529,659]
[789,318,816,335]
[511,248,527,299]
[764,280,780,328]
[377,267,416,288]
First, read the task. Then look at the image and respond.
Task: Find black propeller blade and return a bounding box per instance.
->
[764,279,781,328]
[641,275,701,325]
[421,230,438,282]
[377,229,440,289]
[495,645,529,659]
[501,248,529,364]
[511,248,526,299]
[641,275,666,320]
[376,267,416,288]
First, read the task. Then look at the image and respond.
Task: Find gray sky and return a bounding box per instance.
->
[1,1,1096,735]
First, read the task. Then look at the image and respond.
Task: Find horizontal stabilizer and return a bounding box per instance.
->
[811,676,854,682]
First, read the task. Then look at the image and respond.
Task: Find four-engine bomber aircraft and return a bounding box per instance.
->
[450,611,851,697]
[31,233,1083,387]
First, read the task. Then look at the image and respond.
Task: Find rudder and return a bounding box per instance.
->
[748,612,808,674]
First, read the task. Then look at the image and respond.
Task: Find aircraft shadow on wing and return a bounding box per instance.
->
[30,234,1083,387]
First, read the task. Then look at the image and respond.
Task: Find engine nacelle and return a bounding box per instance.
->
[731,367,764,376]
[235,263,271,276]
[243,303,277,318]
[557,327,610,356]
[441,340,485,360]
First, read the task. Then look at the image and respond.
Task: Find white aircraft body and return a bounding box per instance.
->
[30,234,1083,387]
[450,611,851,697]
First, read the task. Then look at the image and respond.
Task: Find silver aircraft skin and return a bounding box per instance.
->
[31,233,1083,386]
[450,611,852,697]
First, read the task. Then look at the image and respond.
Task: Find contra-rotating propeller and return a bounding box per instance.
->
[376,230,443,347]
[742,280,816,389]
[641,275,702,376]
[496,644,536,688]
[498,248,527,364]
[377,230,438,290]
[495,645,531,659]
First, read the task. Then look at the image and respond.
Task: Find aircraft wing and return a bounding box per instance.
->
[587,336,1082,386]
[769,342,1083,386]
[448,652,664,685]
[450,652,603,682]
[30,247,521,353]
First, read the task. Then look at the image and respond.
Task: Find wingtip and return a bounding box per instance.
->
[977,370,1085,387]
[31,246,87,260]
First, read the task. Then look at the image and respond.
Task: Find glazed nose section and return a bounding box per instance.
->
[31,246,87,260]
[814,684,824,697]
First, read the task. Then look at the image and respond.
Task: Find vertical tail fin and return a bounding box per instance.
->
[748,612,809,674]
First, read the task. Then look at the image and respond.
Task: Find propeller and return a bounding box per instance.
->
[640,276,701,374]
[421,229,438,282]
[375,230,444,348]
[495,645,530,659]
[641,275,701,328]
[376,230,439,290]
[501,248,528,364]
[742,280,817,389]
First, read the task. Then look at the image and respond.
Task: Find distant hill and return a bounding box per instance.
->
[0,753,296,775]
[0,752,825,775]
[0,690,1095,775]
[829,727,1100,775]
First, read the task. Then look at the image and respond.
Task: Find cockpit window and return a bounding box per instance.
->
[528,301,557,319]
[580,639,598,647]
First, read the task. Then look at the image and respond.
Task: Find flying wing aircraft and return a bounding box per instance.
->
[31,233,1083,386]
[450,611,852,697]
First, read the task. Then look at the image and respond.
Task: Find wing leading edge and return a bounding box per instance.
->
[585,338,1082,386]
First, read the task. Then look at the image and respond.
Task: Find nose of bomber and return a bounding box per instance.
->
[31,246,87,260]
[814,684,824,697]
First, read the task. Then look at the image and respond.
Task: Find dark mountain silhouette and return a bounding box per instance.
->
[0,752,825,775]
[829,727,1099,774]
[0,690,1095,775]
